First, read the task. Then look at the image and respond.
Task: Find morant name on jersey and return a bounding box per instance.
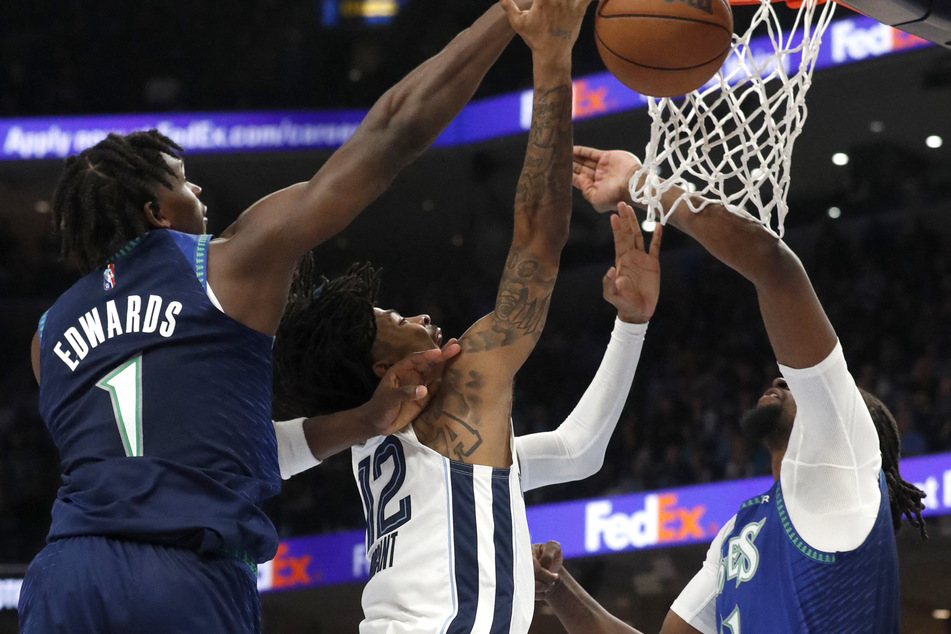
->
[52,294,184,371]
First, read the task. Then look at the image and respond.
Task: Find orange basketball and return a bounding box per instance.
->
[595,0,734,98]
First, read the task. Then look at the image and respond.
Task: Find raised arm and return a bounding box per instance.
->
[571,146,835,369]
[409,0,589,466]
[516,204,661,490]
[208,5,523,334]
[456,0,585,376]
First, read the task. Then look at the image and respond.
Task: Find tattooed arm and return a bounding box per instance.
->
[413,0,591,466]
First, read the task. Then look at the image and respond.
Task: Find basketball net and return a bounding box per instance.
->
[630,0,837,236]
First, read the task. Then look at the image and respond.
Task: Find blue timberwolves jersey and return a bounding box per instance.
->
[715,472,899,633]
[37,229,281,562]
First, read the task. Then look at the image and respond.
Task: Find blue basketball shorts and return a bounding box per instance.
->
[18,536,261,633]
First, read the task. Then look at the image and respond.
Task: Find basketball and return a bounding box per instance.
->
[595,0,734,98]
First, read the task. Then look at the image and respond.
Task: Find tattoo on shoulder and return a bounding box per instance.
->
[415,367,485,461]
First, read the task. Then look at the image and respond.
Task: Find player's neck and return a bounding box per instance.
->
[771,450,783,480]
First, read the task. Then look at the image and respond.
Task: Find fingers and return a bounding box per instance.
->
[612,202,638,257]
[571,170,588,192]
[649,222,663,257]
[405,339,461,369]
[602,266,617,298]
[573,145,601,167]
[535,540,563,570]
[441,338,461,359]
[399,385,427,401]
[499,0,524,31]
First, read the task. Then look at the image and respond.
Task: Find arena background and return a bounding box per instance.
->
[2,0,951,631]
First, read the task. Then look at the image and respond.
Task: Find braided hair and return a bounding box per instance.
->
[272,255,382,420]
[52,130,184,274]
[859,388,928,540]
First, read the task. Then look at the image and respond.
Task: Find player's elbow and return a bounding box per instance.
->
[741,232,805,289]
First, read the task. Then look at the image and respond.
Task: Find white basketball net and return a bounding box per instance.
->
[630,0,837,236]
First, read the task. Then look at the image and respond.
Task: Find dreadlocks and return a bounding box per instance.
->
[859,388,928,540]
[272,256,383,420]
[52,129,184,274]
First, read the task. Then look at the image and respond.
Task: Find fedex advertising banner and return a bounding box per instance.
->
[0,15,930,162]
[255,451,951,593]
[1,452,949,610]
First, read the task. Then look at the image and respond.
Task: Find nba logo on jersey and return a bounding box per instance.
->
[103,264,117,291]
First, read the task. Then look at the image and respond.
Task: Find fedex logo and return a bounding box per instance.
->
[585,493,709,552]
[830,19,927,64]
[518,78,619,129]
[257,543,315,592]
[914,468,951,513]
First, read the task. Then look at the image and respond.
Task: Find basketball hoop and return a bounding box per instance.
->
[630,0,837,236]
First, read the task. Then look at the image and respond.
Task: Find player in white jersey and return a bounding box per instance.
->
[524,149,928,633]
[274,204,658,634]
[269,9,664,630]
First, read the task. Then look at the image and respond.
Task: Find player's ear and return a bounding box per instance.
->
[372,360,392,379]
[144,201,170,228]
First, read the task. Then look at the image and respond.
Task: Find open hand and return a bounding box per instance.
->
[604,202,662,323]
[573,145,642,213]
[500,0,593,53]
[366,339,461,436]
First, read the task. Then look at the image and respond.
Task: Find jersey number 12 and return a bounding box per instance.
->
[356,436,412,548]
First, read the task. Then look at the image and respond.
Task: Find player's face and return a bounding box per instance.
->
[740,377,797,443]
[372,308,443,365]
[152,154,207,235]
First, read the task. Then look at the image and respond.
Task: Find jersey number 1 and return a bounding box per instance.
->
[721,606,741,634]
[97,354,144,457]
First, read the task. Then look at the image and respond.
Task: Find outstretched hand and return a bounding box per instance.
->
[500,0,593,53]
[533,540,565,601]
[604,202,662,323]
[366,339,462,437]
[572,145,641,213]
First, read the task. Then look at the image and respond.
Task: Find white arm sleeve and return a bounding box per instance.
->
[273,417,321,480]
[515,318,647,493]
[670,516,733,634]
[779,340,882,552]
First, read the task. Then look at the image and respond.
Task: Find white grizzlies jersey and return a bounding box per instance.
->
[352,426,534,634]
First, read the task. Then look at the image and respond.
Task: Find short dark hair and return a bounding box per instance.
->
[859,388,928,540]
[272,255,382,419]
[52,130,183,274]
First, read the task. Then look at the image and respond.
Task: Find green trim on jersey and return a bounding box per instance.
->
[776,486,836,563]
[108,236,144,264]
[195,234,210,288]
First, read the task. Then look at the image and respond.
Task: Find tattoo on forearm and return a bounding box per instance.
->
[461,247,554,353]
[514,84,573,210]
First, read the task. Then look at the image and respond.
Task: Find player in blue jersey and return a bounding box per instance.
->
[268,2,661,631]
[18,5,536,632]
[523,148,929,634]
